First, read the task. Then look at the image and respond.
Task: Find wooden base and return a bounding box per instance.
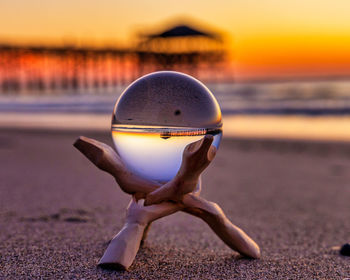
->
[74,136,260,270]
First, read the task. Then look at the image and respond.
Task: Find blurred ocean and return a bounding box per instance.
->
[1,80,350,116]
[1,80,350,141]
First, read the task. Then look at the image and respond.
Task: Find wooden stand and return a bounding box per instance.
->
[74,136,260,271]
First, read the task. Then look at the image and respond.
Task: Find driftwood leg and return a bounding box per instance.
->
[74,136,260,270]
[98,197,183,270]
[182,195,260,259]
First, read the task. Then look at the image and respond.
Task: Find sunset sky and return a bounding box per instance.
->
[1,0,350,80]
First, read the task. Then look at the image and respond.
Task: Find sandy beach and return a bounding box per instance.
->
[1,128,350,279]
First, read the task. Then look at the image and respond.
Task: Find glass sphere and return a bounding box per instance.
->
[112,71,222,183]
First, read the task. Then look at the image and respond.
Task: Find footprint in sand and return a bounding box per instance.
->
[20,208,95,223]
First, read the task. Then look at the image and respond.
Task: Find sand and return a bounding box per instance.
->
[1,128,350,279]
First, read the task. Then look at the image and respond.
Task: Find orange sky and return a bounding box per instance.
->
[1,0,350,80]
